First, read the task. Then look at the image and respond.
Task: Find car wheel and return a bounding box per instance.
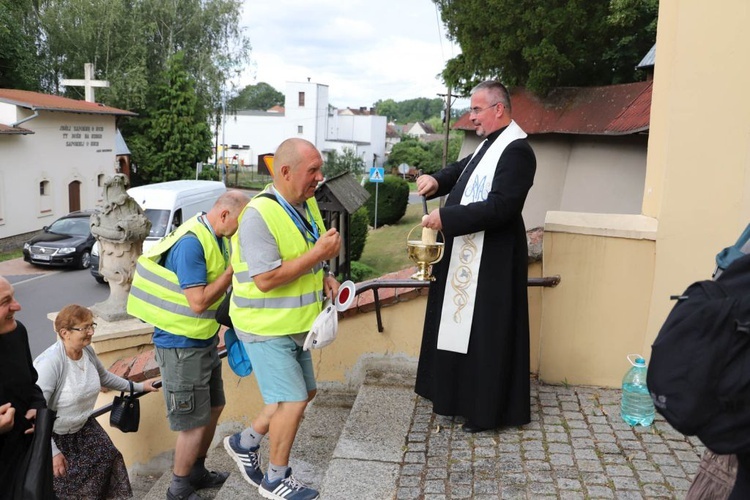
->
[95,275,106,284]
[78,251,91,269]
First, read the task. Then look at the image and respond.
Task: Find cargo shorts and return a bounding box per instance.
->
[154,337,226,432]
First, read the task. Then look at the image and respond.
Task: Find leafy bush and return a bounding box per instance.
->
[198,166,221,181]
[349,207,369,261]
[349,260,379,282]
[363,175,409,226]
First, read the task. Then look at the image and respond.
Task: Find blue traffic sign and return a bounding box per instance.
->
[369,167,384,183]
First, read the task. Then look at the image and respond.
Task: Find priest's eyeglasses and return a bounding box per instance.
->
[469,102,502,115]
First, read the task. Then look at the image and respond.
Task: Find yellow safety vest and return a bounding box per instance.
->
[229,192,326,336]
[127,215,228,339]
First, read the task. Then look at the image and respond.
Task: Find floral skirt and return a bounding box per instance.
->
[53,417,132,500]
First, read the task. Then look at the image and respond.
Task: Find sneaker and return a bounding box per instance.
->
[223,433,263,486]
[258,468,319,500]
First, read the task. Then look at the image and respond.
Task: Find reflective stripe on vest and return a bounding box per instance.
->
[127,216,228,339]
[230,193,326,336]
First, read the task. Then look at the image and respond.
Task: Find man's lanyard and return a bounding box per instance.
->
[272,190,320,244]
[197,213,227,259]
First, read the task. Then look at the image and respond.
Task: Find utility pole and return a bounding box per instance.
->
[437,87,461,169]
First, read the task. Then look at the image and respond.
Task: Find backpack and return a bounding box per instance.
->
[648,252,750,454]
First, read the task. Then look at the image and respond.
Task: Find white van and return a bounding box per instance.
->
[91,180,227,282]
[127,180,227,251]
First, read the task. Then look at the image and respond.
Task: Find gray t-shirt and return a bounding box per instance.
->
[235,188,310,345]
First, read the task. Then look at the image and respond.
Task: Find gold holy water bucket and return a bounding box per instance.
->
[406,224,445,281]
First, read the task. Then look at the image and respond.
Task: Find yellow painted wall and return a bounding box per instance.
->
[642,1,750,349]
[539,213,656,387]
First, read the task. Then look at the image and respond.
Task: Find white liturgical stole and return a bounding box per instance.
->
[437,120,527,354]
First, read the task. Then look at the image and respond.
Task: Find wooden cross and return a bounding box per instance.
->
[61,63,110,102]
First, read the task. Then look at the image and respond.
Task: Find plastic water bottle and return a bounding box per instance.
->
[620,354,655,426]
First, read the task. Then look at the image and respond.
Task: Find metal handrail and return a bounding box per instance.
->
[355,276,561,333]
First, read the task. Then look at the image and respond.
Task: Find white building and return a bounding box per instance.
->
[0,89,134,247]
[219,81,387,169]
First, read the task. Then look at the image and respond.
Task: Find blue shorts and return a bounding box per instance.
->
[244,336,316,404]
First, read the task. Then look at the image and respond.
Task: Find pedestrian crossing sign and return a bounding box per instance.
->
[369,167,384,183]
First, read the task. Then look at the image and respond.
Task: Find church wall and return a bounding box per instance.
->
[539,213,657,386]
[538,0,750,386]
[0,111,116,243]
[641,0,750,353]
[558,135,647,216]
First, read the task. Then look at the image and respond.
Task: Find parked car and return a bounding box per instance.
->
[23,210,96,269]
[90,242,104,283]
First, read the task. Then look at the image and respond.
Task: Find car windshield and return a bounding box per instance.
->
[47,217,90,237]
[145,209,171,238]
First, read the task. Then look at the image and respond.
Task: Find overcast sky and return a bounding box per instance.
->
[237,0,463,109]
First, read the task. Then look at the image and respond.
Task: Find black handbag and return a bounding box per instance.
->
[110,380,140,433]
[14,407,56,500]
[216,292,233,328]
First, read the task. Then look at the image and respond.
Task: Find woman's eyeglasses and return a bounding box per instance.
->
[69,323,97,333]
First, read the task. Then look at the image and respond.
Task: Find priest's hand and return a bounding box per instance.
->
[0,403,14,434]
[23,408,36,434]
[422,209,443,231]
[416,175,438,197]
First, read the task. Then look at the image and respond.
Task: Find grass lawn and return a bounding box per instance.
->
[0,249,22,262]
[358,198,441,276]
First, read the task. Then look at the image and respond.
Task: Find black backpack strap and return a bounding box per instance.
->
[255,192,278,202]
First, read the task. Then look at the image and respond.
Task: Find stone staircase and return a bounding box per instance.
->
[134,365,416,499]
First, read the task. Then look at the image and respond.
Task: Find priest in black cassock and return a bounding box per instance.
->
[0,276,49,498]
[415,80,536,433]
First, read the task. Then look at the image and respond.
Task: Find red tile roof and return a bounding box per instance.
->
[0,89,136,117]
[453,81,652,136]
[0,123,34,135]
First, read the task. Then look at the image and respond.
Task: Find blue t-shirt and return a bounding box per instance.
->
[152,231,220,348]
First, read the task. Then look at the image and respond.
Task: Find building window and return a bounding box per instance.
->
[38,179,53,215]
[298,125,304,134]
[97,174,105,187]
[298,92,305,106]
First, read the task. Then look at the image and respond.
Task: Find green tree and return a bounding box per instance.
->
[138,52,212,182]
[375,97,444,123]
[387,136,462,174]
[228,82,284,111]
[434,0,657,95]
[323,148,366,179]
[387,139,432,171]
[0,0,44,90]
[374,98,399,122]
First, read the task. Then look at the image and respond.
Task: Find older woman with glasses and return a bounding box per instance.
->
[33,304,159,499]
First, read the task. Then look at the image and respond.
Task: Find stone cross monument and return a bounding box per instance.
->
[90,174,151,321]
